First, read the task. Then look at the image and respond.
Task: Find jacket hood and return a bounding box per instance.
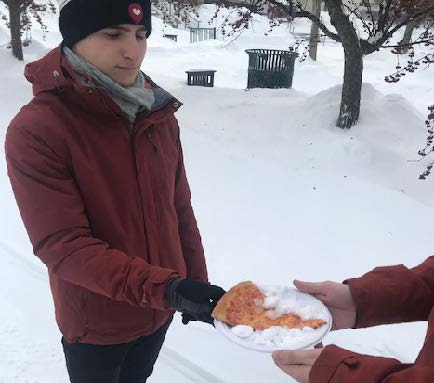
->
[24,46,178,112]
[25,46,72,96]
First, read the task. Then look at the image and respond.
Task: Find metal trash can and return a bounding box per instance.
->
[245,49,297,89]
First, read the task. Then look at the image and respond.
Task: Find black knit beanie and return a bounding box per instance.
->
[59,0,152,48]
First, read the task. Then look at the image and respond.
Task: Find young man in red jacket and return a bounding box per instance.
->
[272,256,434,382]
[5,0,225,382]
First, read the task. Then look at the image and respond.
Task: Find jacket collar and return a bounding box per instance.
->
[24,45,182,117]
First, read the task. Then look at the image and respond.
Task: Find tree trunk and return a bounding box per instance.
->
[9,1,24,61]
[309,0,322,61]
[398,20,418,54]
[325,0,363,129]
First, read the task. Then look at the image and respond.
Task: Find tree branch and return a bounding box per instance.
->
[360,5,434,54]
[342,2,373,36]
[363,0,375,27]
[20,0,33,12]
[378,0,393,32]
[383,39,434,48]
[220,0,342,42]
[291,9,341,42]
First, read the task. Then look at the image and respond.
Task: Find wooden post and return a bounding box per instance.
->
[309,0,322,61]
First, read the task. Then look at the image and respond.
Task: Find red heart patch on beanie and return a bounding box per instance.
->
[128,3,144,24]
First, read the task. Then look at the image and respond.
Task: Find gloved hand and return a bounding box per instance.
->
[165,278,226,325]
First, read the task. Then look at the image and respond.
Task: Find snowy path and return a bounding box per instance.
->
[152,347,226,383]
[0,242,220,383]
[0,242,67,383]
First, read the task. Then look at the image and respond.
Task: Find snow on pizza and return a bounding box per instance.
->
[212,281,327,330]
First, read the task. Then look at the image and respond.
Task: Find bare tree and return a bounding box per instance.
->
[382,16,434,179]
[417,105,434,179]
[160,0,434,129]
[0,0,56,61]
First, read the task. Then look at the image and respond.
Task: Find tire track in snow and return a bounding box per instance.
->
[157,346,226,383]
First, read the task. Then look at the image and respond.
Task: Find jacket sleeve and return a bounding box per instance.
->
[345,257,434,328]
[5,122,179,310]
[310,345,434,383]
[173,127,208,282]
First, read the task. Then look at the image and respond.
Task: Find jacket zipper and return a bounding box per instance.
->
[145,128,158,152]
[129,122,162,261]
[129,121,148,231]
[144,126,161,227]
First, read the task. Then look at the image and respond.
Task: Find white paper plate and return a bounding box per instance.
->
[214,285,332,352]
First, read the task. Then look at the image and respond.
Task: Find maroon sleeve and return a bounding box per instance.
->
[310,345,434,383]
[5,122,179,310]
[174,127,208,282]
[345,257,434,328]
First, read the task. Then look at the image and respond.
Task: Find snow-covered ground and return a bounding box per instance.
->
[0,5,434,383]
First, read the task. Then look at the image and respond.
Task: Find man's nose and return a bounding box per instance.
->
[122,36,141,61]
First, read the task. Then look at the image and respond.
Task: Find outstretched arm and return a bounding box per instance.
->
[272,257,434,382]
[345,257,434,328]
[295,257,434,329]
[273,345,434,383]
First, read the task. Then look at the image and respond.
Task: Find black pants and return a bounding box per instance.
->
[62,319,172,383]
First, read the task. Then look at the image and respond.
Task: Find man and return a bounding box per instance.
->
[272,257,434,382]
[5,1,225,382]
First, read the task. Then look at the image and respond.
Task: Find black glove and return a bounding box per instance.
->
[181,313,196,325]
[165,278,226,325]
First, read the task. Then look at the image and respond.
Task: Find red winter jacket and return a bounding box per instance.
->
[310,256,434,382]
[5,47,208,344]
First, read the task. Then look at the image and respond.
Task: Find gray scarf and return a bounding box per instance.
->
[63,47,155,122]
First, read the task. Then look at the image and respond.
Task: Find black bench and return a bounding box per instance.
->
[186,69,216,87]
[163,34,178,42]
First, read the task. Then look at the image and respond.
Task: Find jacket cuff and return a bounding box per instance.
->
[164,277,183,310]
[343,277,373,328]
[342,263,434,327]
[141,267,181,310]
[310,345,358,383]
[310,344,403,383]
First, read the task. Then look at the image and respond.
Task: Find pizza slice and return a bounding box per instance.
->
[212,281,327,331]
